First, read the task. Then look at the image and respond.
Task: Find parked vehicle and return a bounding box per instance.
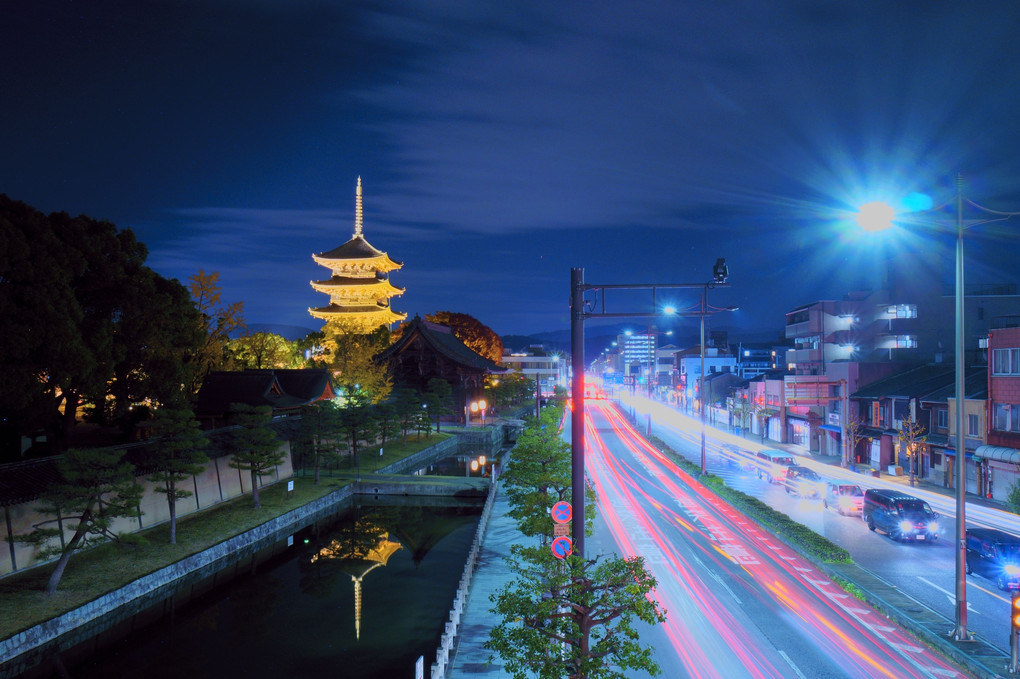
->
[862,489,940,542]
[754,449,797,484]
[823,482,864,515]
[784,466,824,498]
[966,527,1020,590]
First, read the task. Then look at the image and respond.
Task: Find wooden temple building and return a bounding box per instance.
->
[375,316,506,422]
[309,177,407,331]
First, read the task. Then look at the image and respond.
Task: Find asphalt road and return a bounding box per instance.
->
[617,392,1019,658]
[582,398,974,679]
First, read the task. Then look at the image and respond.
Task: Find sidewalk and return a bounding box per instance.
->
[730,426,1007,513]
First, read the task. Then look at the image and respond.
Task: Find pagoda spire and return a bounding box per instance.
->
[354,176,364,238]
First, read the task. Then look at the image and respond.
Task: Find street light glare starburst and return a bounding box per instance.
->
[855,201,896,231]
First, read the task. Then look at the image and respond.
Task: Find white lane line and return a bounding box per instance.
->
[918,576,976,612]
[777,650,808,679]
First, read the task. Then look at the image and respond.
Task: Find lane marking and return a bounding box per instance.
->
[777,650,808,679]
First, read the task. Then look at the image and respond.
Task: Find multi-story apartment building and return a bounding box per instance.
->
[978,322,1020,499]
[500,351,567,396]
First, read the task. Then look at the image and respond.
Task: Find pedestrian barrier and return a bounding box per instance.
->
[427,456,501,679]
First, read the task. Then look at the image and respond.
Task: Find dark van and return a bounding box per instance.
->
[862,489,941,542]
[966,527,1020,590]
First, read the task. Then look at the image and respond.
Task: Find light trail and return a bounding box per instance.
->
[582,399,971,679]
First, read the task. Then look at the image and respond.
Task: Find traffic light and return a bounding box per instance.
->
[1012,591,1020,636]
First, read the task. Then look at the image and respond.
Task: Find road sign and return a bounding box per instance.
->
[551,501,572,523]
[551,536,572,559]
[553,523,570,537]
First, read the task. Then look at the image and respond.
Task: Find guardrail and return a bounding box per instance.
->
[427,455,501,679]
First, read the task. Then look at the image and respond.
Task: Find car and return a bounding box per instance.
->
[862,488,940,542]
[966,527,1020,590]
[784,466,824,498]
[754,449,798,484]
[823,482,864,515]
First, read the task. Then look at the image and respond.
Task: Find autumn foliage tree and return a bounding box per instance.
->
[424,311,503,363]
[187,270,246,394]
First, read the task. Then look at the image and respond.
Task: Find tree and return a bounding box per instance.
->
[336,392,375,474]
[753,402,777,442]
[229,331,304,370]
[392,387,422,443]
[490,370,535,409]
[730,395,753,435]
[844,413,868,468]
[314,319,392,403]
[147,405,209,544]
[187,270,246,394]
[296,401,340,484]
[15,448,144,593]
[489,547,665,679]
[501,406,582,538]
[371,401,400,454]
[424,378,455,432]
[425,311,503,363]
[227,403,284,508]
[897,414,927,487]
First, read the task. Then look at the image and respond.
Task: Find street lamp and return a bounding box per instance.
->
[857,174,1020,641]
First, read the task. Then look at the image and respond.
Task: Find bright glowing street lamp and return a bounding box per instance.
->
[857,175,1020,642]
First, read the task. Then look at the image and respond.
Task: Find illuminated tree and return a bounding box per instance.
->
[229,331,304,370]
[424,311,503,364]
[753,402,778,442]
[314,319,392,403]
[844,413,868,468]
[187,270,246,394]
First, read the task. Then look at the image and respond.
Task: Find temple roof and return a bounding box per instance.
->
[314,235,402,264]
[375,315,506,373]
[311,275,405,291]
[195,368,336,416]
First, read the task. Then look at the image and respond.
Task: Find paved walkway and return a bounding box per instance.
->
[444,416,1010,679]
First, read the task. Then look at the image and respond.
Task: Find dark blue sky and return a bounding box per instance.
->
[5,1,1020,338]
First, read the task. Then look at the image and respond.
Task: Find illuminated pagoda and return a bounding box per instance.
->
[309,177,407,330]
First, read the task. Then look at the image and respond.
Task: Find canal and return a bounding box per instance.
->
[58,496,483,679]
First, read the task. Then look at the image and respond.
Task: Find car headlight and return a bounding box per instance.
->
[1005,565,1020,576]
[926,521,939,533]
[899,520,914,533]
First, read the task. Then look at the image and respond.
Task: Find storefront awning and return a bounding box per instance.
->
[975,445,1020,465]
[818,424,841,434]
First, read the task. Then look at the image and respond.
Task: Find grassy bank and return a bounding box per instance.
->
[0,433,450,640]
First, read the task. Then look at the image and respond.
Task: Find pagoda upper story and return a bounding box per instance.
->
[309,177,407,331]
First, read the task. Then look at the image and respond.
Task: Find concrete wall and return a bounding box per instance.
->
[1,442,292,578]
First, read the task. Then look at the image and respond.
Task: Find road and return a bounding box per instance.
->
[616,392,1017,657]
[582,398,973,679]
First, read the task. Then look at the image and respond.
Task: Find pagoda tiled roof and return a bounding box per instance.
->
[312,275,404,290]
[309,302,407,315]
[315,235,402,265]
[376,316,506,373]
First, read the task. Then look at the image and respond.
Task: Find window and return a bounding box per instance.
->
[968,414,979,436]
[937,410,948,429]
[994,404,1020,433]
[886,304,917,318]
[993,348,1020,375]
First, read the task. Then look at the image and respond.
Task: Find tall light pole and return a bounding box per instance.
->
[857,175,1020,642]
[569,263,732,556]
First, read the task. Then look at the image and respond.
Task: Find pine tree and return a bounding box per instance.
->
[147,405,209,543]
[227,403,284,508]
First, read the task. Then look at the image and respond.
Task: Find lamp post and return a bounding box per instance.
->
[857,174,1020,642]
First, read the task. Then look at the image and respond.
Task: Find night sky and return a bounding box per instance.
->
[5,1,1020,339]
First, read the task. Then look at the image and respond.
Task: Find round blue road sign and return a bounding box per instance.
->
[551,536,573,559]
[551,501,572,524]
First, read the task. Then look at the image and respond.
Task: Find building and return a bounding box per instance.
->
[309,177,407,330]
[977,322,1020,500]
[374,316,506,423]
[499,352,567,395]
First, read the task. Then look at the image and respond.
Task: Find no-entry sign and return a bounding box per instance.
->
[551,501,572,523]
[551,536,573,559]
